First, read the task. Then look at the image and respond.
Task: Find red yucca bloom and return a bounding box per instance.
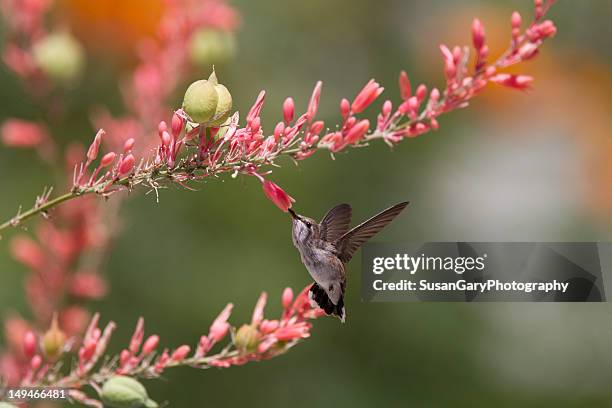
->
[8,286,322,403]
[0,0,558,403]
[261,179,296,213]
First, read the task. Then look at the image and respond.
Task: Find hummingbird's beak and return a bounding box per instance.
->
[288,208,298,219]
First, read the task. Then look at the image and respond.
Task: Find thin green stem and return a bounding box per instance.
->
[0,191,80,233]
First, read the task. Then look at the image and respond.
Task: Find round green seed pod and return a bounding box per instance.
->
[182,79,219,124]
[101,376,156,408]
[33,32,84,82]
[208,83,233,126]
[182,71,233,126]
[234,324,261,353]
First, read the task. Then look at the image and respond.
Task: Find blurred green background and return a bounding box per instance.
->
[3,0,612,406]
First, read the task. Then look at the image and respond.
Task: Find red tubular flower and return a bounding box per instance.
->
[282,287,293,309]
[471,18,485,51]
[209,303,233,342]
[344,119,370,144]
[142,335,160,355]
[251,292,267,325]
[261,180,295,212]
[351,79,384,113]
[282,97,294,124]
[118,154,135,176]
[86,129,105,163]
[399,71,411,100]
[100,152,116,167]
[171,345,191,362]
[307,81,322,120]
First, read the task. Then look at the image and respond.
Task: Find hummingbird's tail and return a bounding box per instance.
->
[308,282,346,323]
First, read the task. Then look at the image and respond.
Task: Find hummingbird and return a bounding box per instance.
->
[289,201,408,322]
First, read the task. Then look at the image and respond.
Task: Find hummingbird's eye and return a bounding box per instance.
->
[304,221,312,229]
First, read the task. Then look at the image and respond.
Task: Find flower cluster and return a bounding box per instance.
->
[1,287,322,407]
[0,0,240,393]
[0,0,558,220]
[0,195,110,386]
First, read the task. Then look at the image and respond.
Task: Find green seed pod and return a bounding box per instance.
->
[101,376,157,408]
[42,314,66,360]
[207,71,233,126]
[33,32,84,82]
[234,324,261,353]
[189,29,236,67]
[182,71,232,126]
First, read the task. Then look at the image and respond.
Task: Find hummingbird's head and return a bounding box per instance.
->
[289,209,319,246]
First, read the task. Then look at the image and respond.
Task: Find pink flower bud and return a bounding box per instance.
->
[196,335,210,357]
[100,152,116,167]
[262,180,295,212]
[119,349,130,366]
[118,154,135,176]
[430,88,440,102]
[471,18,485,51]
[273,122,285,141]
[309,121,324,135]
[340,98,350,119]
[518,42,539,60]
[415,84,427,103]
[161,131,172,147]
[154,349,169,374]
[30,355,42,370]
[352,79,383,114]
[250,117,261,134]
[80,339,96,362]
[24,331,37,358]
[123,138,135,153]
[129,317,144,354]
[209,303,233,342]
[399,71,411,100]
[344,119,370,144]
[171,345,191,362]
[251,292,267,325]
[307,81,322,120]
[142,335,160,355]
[171,112,184,137]
[282,98,294,124]
[247,90,266,124]
[158,120,167,134]
[382,100,392,116]
[87,129,105,163]
[260,320,280,334]
[511,11,522,30]
[274,325,310,341]
[282,287,294,309]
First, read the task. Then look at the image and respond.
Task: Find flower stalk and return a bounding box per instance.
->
[0,0,557,232]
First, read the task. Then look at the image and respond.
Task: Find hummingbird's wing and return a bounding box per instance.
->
[319,203,352,242]
[335,201,409,263]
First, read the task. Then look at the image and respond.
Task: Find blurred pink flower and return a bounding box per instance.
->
[1,119,48,148]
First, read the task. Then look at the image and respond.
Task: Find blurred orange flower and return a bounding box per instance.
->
[57,0,164,56]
